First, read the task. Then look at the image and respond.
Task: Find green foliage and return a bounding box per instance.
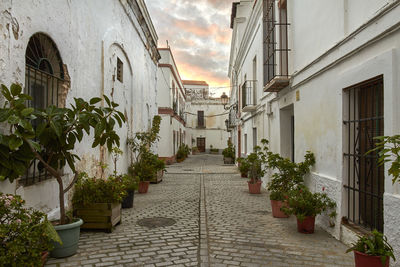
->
[0,193,60,266]
[237,157,250,175]
[368,135,400,184]
[281,185,336,222]
[222,140,235,160]
[177,144,190,160]
[267,150,315,201]
[72,173,127,205]
[0,83,126,224]
[127,116,164,182]
[210,148,219,153]
[346,229,396,266]
[192,147,199,153]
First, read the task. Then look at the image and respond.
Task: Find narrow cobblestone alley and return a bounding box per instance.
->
[46,154,354,267]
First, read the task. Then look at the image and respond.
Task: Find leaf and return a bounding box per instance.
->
[7,114,20,124]
[0,109,10,122]
[50,121,62,138]
[103,95,111,107]
[9,136,23,150]
[89,97,102,105]
[21,107,34,117]
[28,140,41,152]
[1,84,12,101]
[10,83,22,96]
[44,219,63,245]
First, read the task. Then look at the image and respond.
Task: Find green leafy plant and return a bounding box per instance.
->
[127,116,163,182]
[346,229,396,266]
[72,172,126,205]
[237,157,250,175]
[267,151,315,201]
[0,83,126,224]
[281,185,336,223]
[0,193,61,266]
[368,135,400,184]
[192,147,199,153]
[177,144,190,160]
[222,140,235,160]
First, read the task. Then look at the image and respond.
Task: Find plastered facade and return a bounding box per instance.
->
[0,0,159,220]
[229,0,400,260]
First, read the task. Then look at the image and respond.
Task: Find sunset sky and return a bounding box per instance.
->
[146,0,235,96]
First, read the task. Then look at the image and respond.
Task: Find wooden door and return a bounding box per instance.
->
[197,138,206,152]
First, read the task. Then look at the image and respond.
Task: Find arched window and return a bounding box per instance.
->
[25,33,64,110]
[23,33,64,185]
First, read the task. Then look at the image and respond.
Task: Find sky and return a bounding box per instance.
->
[146,0,235,97]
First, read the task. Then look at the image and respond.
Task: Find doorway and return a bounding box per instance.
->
[197,137,206,152]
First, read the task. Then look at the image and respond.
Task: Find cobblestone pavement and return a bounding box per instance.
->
[46,154,354,267]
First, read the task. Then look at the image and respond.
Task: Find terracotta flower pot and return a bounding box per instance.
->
[296,216,315,234]
[248,181,262,194]
[138,181,150,193]
[41,251,49,267]
[354,251,389,267]
[241,172,248,178]
[270,200,289,218]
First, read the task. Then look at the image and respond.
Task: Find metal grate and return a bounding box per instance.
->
[241,80,257,108]
[343,75,384,231]
[262,0,289,86]
[21,33,64,186]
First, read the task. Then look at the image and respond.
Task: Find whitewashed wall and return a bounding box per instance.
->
[0,0,158,219]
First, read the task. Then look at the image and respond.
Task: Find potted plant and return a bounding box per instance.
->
[176,144,186,162]
[281,185,336,234]
[210,145,219,154]
[72,172,126,232]
[237,157,250,178]
[0,83,125,257]
[246,150,264,194]
[370,135,400,184]
[267,150,315,218]
[152,156,166,183]
[192,146,199,155]
[346,229,396,267]
[222,140,235,164]
[0,193,61,266]
[121,172,138,208]
[127,116,161,193]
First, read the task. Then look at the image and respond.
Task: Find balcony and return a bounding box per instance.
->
[264,76,290,92]
[241,80,257,113]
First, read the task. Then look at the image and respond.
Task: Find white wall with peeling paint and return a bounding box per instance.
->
[0,0,159,220]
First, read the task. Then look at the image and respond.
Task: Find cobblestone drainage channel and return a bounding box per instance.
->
[137,217,177,229]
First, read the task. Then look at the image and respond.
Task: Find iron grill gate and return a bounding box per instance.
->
[343,76,384,231]
[21,65,63,185]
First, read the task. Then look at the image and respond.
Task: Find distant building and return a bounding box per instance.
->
[184,80,229,153]
[157,48,187,164]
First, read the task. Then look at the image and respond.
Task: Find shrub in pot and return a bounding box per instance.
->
[237,157,250,178]
[128,116,161,193]
[0,193,61,266]
[72,172,126,232]
[247,151,264,194]
[346,229,395,267]
[222,140,235,164]
[176,144,187,162]
[281,185,336,234]
[267,151,315,218]
[0,83,125,257]
[192,146,199,155]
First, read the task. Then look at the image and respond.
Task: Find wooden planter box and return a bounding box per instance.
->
[74,203,121,233]
[151,170,164,184]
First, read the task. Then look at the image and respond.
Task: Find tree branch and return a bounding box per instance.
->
[63,171,79,194]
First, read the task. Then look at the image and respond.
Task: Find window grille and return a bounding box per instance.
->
[117,57,123,82]
[197,110,205,128]
[343,76,384,231]
[263,0,290,91]
[22,33,64,186]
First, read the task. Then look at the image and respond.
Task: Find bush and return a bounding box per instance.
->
[237,157,250,175]
[129,151,165,182]
[222,140,235,160]
[0,193,60,266]
[281,185,336,222]
[346,229,396,264]
[72,173,127,205]
[177,144,190,160]
[267,151,315,201]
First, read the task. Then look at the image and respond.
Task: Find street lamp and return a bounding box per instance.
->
[220,92,229,110]
[225,119,230,132]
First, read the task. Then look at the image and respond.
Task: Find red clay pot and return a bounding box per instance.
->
[138,181,150,193]
[241,173,248,178]
[271,200,289,218]
[296,216,315,234]
[354,251,389,267]
[248,181,262,194]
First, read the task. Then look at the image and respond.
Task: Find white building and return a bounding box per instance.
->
[184,80,229,153]
[156,48,188,164]
[0,0,159,219]
[228,0,400,258]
